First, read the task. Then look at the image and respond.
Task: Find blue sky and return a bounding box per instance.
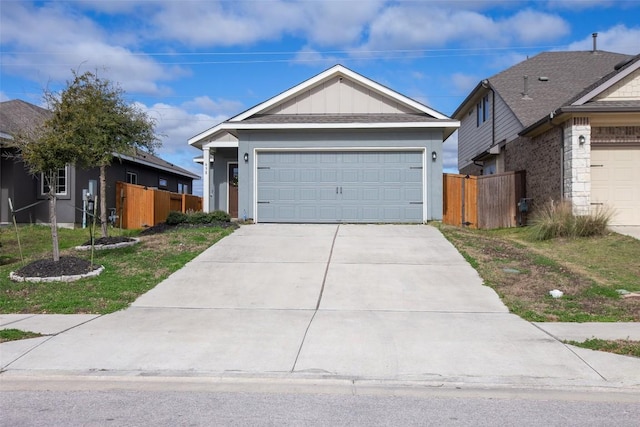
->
[2,1,639,196]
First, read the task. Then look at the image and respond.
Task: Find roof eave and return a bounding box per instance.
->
[451,81,491,119]
[117,153,200,180]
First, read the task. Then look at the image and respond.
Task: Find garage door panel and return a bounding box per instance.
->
[257,151,424,223]
[591,147,640,225]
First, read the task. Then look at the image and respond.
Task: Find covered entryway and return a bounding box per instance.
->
[591,146,640,225]
[256,151,424,223]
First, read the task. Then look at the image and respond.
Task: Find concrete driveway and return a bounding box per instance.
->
[3,224,640,387]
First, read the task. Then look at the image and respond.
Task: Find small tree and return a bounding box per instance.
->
[13,114,81,261]
[50,70,160,237]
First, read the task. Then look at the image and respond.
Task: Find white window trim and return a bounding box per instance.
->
[127,171,138,185]
[40,166,69,196]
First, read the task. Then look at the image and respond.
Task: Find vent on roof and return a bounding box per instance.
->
[521,75,532,100]
[592,32,598,53]
[538,76,548,82]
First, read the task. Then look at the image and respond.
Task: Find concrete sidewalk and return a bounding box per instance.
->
[2,224,639,389]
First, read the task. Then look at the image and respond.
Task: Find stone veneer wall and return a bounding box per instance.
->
[504,127,563,211]
[563,117,591,215]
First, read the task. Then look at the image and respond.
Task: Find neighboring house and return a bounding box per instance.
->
[0,99,199,227]
[189,65,459,223]
[452,43,640,226]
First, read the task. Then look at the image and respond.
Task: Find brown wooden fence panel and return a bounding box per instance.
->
[183,194,203,212]
[442,174,478,228]
[443,171,525,230]
[115,182,203,229]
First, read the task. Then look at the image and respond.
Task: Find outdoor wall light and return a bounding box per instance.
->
[578,135,586,145]
[432,151,437,161]
[244,152,249,162]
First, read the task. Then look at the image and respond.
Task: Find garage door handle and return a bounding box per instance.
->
[409,202,423,205]
[340,187,342,194]
[336,187,338,194]
[257,201,270,204]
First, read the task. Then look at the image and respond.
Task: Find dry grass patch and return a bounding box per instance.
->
[438,224,640,322]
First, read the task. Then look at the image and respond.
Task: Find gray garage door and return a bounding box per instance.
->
[256,151,423,223]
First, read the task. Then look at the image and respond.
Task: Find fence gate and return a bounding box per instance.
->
[443,171,525,229]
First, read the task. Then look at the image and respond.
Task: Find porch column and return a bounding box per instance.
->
[563,117,591,215]
[203,147,211,212]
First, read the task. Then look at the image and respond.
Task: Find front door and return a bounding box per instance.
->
[228,163,239,218]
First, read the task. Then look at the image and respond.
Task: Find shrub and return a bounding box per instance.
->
[166,210,231,225]
[529,200,613,240]
[210,210,231,222]
[186,211,211,224]
[166,211,187,225]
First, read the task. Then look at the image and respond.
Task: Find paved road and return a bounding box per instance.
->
[1,390,639,426]
[2,224,640,389]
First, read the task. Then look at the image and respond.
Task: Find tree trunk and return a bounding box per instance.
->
[48,175,60,262]
[100,164,108,238]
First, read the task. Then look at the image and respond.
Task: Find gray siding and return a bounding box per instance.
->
[238,129,443,222]
[458,92,523,171]
[493,92,523,146]
[458,104,492,170]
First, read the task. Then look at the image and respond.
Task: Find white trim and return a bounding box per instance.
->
[226,161,238,217]
[232,122,457,130]
[203,139,239,149]
[190,120,458,148]
[233,65,448,122]
[572,60,640,105]
[252,146,427,224]
[40,166,69,196]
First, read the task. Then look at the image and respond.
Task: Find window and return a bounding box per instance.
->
[126,172,138,185]
[178,183,189,194]
[159,178,168,188]
[476,94,490,126]
[41,167,68,196]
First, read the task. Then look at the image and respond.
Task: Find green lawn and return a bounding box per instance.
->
[1,224,234,314]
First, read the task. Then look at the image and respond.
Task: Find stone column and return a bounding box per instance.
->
[563,117,591,215]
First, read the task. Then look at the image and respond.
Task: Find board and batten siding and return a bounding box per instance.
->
[237,129,443,222]
[264,76,415,115]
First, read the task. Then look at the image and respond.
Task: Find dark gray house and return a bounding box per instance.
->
[189,65,459,223]
[452,46,640,226]
[1,99,199,227]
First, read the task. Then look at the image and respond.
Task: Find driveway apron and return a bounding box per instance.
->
[3,224,639,387]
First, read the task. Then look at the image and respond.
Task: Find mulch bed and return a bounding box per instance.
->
[80,236,136,246]
[13,256,101,278]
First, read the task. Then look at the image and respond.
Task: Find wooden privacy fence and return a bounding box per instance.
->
[115,181,203,229]
[443,171,526,229]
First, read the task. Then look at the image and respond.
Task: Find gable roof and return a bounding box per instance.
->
[1,99,199,180]
[189,64,459,148]
[0,99,51,140]
[452,51,631,128]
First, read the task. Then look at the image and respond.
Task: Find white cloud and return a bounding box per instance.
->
[132,97,243,196]
[451,73,479,94]
[443,131,459,173]
[359,5,569,51]
[0,91,9,102]
[182,96,244,115]
[566,25,640,54]
[502,9,570,43]
[0,2,184,95]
